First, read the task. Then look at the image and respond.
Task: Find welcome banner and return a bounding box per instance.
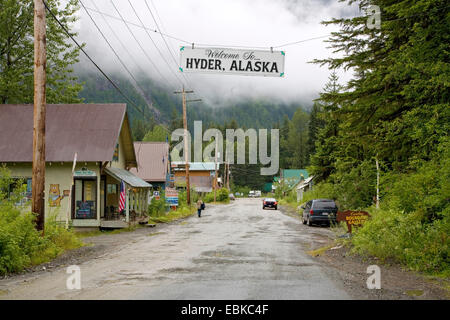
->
[179,46,285,77]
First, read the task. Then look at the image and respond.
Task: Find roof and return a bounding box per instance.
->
[282,169,309,180]
[172,162,218,171]
[129,142,169,182]
[175,175,213,192]
[0,104,136,166]
[104,167,152,188]
[297,175,314,190]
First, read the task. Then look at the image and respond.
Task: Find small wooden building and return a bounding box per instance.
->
[171,161,219,193]
[0,104,151,229]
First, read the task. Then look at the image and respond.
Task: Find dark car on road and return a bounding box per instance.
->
[301,199,338,226]
[263,198,278,210]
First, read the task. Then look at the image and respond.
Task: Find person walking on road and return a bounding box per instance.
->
[197,198,204,218]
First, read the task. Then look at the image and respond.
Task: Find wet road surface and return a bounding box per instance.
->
[0,198,350,299]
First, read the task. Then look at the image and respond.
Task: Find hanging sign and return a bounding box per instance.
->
[179,46,285,77]
[74,169,96,177]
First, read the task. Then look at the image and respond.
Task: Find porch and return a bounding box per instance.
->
[100,167,152,228]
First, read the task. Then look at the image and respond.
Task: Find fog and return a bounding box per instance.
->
[73,0,362,106]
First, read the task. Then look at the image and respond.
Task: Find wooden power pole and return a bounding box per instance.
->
[226,162,230,190]
[174,88,200,206]
[214,140,219,204]
[32,0,47,232]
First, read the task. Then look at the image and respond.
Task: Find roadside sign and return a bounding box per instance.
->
[180,46,285,77]
[153,191,160,200]
[165,187,179,207]
[337,210,371,233]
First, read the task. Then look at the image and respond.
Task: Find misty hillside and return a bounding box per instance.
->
[75,70,303,132]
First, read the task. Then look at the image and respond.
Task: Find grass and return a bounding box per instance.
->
[307,245,334,257]
[278,198,300,211]
[149,205,196,224]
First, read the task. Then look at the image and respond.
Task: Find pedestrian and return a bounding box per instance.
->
[197,198,204,218]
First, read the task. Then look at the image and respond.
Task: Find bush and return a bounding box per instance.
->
[352,208,449,275]
[202,188,230,203]
[148,197,166,217]
[0,167,81,275]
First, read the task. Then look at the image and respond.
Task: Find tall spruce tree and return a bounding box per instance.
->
[309,0,449,208]
[0,0,83,104]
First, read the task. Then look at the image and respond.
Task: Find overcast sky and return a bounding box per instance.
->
[74,0,361,107]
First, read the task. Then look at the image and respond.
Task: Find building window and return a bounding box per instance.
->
[73,178,97,219]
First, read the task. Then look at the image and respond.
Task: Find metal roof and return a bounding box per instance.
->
[104,167,152,188]
[297,176,314,190]
[129,142,169,182]
[0,104,136,166]
[175,175,213,193]
[172,161,218,171]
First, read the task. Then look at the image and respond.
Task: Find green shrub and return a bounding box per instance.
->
[217,188,230,202]
[352,208,449,275]
[0,167,82,275]
[202,188,230,203]
[148,196,166,217]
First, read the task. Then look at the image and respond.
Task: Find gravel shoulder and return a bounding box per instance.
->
[279,204,450,300]
[0,215,192,283]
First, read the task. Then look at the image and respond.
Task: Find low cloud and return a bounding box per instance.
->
[74,0,361,106]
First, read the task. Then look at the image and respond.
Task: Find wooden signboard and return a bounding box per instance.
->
[336,210,371,233]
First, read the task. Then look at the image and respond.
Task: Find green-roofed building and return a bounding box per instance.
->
[274,169,309,190]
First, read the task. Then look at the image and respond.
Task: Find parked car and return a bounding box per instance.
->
[262,198,278,210]
[249,190,255,197]
[255,190,262,197]
[229,193,236,200]
[301,199,338,226]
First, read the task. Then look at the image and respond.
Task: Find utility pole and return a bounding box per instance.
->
[214,139,218,204]
[376,156,380,209]
[174,88,200,206]
[226,162,230,190]
[32,0,47,232]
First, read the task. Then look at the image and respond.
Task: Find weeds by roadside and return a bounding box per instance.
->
[0,167,82,275]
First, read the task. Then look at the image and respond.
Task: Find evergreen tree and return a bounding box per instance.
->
[307,102,325,160]
[310,0,449,208]
[0,0,83,104]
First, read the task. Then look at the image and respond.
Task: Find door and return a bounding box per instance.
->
[73,178,97,219]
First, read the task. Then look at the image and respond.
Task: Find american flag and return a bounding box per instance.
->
[118,180,126,212]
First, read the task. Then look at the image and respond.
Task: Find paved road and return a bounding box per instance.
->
[0,198,350,299]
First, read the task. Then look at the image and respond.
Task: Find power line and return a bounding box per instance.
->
[88,0,153,81]
[143,0,189,86]
[109,0,172,86]
[272,35,331,49]
[82,5,191,44]
[127,0,184,87]
[43,0,153,125]
[143,0,208,103]
[84,3,450,51]
[79,0,155,120]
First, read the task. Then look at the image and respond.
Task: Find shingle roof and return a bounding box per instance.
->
[0,104,135,165]
[129,142,169,182]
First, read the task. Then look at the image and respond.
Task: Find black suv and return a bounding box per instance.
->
[301,199,338,226]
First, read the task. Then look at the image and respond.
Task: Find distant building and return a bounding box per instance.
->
[129,142,170,190]
[274,169,309,190]
[171,161,219,193]
[296,175,314,202]
[0,104,151,229]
